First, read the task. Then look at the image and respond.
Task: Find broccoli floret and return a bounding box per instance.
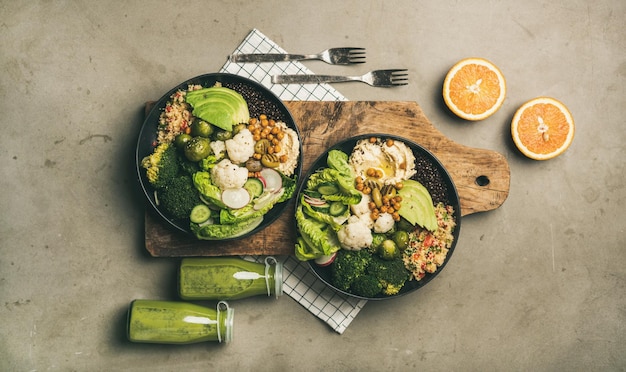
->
[330,249,373,291]
[141,143,179,189]
[350,274,382,297]
[366,256,410,296]
[157,175,201,220]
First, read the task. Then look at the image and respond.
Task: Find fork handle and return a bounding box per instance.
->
[272,74,356,84]
[230,53,315,63]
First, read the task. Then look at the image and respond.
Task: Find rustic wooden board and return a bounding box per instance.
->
[144,101,510,257]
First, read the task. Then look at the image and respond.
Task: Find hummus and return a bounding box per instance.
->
[274,122,300,177]
[349,138,416,184]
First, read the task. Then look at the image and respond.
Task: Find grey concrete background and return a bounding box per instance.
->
[1,1,624,371]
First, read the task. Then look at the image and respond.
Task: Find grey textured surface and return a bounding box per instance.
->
[1,1,624,371]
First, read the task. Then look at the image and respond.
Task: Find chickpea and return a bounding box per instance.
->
[369,137,377,143]
[355,176,364,184]
[355,183,364,191]
[253,153,262,160]
[271,126,279,135]
[363,186,371,195]
[279,155,288,163]
[392,212,401,221]
[274,144,282,153]
[394,195,402,202]
[387,207,395,214]
[249,117,258,125]
[368,202,376,210]
[261,119,269,127]
[259,114,267,120]
[276,132,285,140]
[375,170,383,178]
[395,182,404,190]
[386,139,394,147]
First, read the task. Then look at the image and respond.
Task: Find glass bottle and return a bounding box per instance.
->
[178,256,283,300]
[127,300,233,344]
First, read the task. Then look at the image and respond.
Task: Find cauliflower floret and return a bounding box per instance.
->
[357,211,374,229]
[210,140,226,158]
[210,159,248,190]
[225,129,255,164]
[373,213,394,233]
[337,215,373,251]
[350,192,371,217]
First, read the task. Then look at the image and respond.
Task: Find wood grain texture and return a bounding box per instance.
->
[144,101,510,257]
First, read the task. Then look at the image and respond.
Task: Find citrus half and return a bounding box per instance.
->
[443,57,506,121]
[511,97,574,160]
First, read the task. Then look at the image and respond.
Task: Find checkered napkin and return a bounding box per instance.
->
[224,29,366,334]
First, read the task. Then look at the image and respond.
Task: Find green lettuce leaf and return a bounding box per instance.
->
[301,196,346,231]
[192,171,226,209]
[295,205,341,259]
[295,237,321,261]
[219,188,285,225]
[191,216,263,240]
[327,149,352,177]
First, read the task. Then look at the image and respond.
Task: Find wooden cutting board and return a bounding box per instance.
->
[144,101,510,257]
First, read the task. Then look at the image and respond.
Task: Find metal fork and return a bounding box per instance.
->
[271,69,409,87]
[229,47,366,65]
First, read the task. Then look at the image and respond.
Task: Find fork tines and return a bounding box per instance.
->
[390,69,409,85]
[347,48,366,64]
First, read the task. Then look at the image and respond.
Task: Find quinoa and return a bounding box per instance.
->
[402,203,456,281]
[156,84,202,144]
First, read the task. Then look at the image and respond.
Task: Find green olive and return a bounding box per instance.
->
[191,120,214,138]
[392,230,410,250]
[174,133,192,149]
[261,154,280,168]
[214,129,233,141]
[371,187,383,208]
[184,137,212,162]
[245,158,263,172]
[254,139,271,154]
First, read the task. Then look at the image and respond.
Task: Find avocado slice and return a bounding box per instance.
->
[397,179,438,231]
[185,87,250,131]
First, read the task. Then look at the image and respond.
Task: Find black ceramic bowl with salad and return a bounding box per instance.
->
[294,134,461,300]
[136,73,302,241]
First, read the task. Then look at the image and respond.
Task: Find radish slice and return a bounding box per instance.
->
[304,194,327,207]
[259,168,282,191]
[253,188,285,211]
[221,188,251,209]
[315,252,337,267]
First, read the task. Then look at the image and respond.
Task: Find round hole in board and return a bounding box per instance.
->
[475,175,490,186]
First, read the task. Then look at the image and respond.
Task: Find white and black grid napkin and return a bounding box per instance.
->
[224,29,367,334]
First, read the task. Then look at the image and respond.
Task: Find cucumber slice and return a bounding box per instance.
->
[317,182,339,195]
[329,201,347,216]
[244,178,264,198]
[190,204,211,224]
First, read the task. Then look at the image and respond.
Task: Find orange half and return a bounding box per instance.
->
[443,57,506,121]
[511,97,575,160]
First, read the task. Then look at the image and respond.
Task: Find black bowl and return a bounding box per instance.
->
[136,73,302,240]
[300,134,461,300]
